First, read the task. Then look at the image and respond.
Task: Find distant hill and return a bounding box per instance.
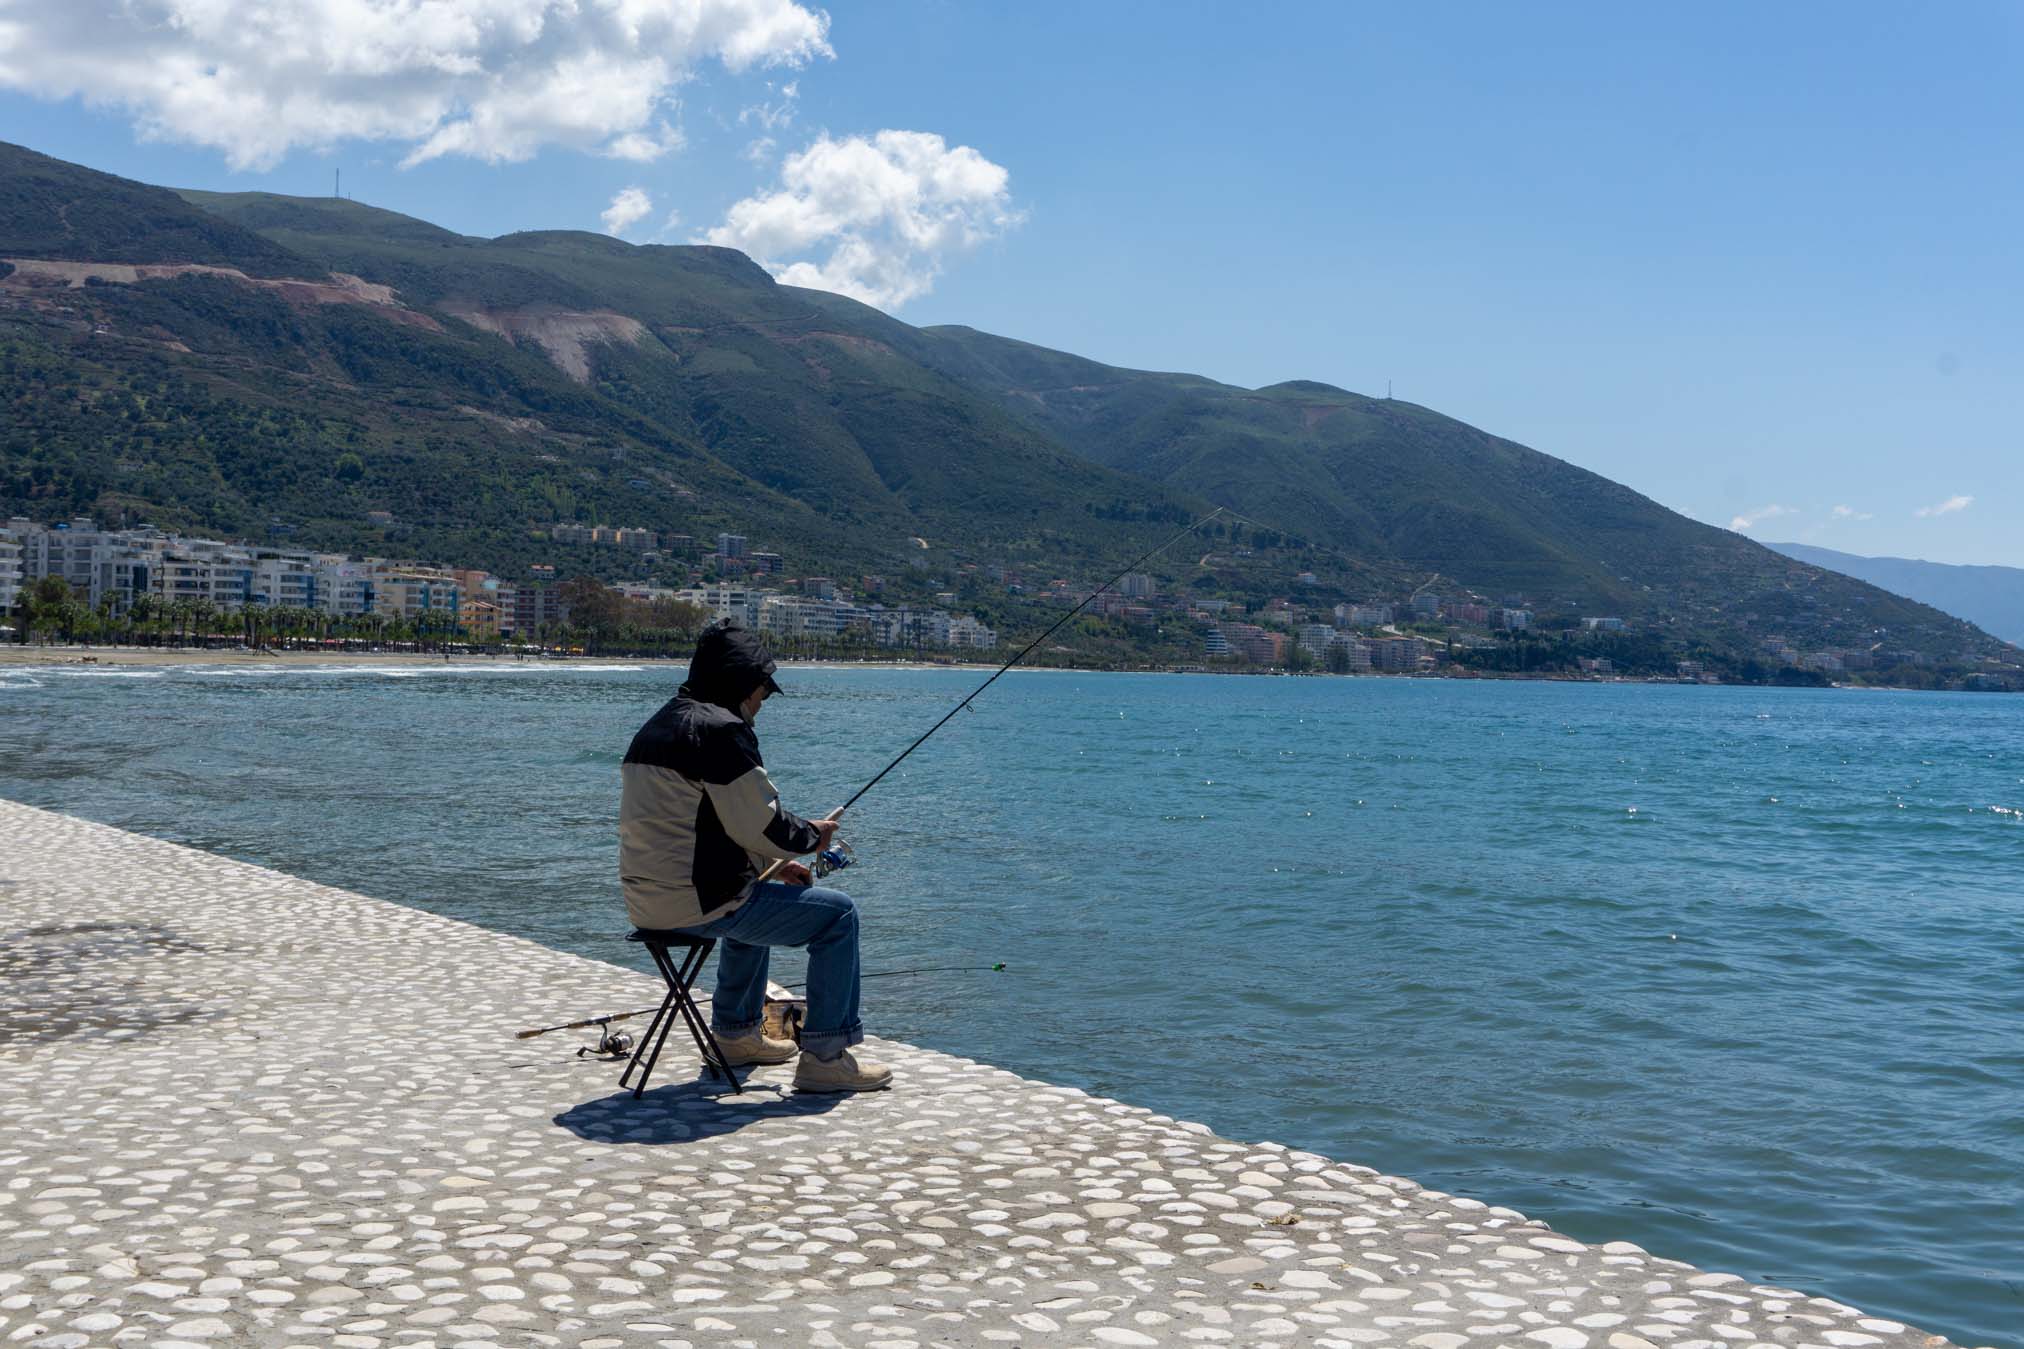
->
[881,321,2005,662]
[1767,543,2024,646]
[0,139,2015,676]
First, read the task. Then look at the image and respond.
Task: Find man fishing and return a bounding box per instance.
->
[618,621,891,1093]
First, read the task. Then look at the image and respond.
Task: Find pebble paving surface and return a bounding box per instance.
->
[0,799,1971,1349]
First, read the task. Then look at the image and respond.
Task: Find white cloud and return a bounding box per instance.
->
[706,130,1023,309]
[1831,505,1874,521]
[0,0,831,171]
[738,80,799,132]
[600,186,653,236]
[1730,504,1795,531]
[1914,494,1974,518]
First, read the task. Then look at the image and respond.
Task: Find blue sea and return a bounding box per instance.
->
[2,661,2019,1348]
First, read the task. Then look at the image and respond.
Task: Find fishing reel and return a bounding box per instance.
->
[812,840,856,879]
[574,1019,636,1060]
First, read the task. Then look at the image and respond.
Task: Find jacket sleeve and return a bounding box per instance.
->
[699,723,823,861]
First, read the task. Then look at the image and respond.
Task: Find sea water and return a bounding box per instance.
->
[2,663,2018,1347]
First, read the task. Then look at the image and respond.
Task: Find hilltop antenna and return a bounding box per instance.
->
[334,168,340,200]
[1386,379,1392,400]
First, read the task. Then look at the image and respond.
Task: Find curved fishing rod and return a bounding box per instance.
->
[831,505,1228,817]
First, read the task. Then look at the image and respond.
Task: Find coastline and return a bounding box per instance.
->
[0,797,1974,1349]
[0,642,1986,693]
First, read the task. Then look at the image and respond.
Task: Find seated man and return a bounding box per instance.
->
[618,621,890,1093]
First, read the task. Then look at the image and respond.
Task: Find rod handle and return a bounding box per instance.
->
[755,806,845,884]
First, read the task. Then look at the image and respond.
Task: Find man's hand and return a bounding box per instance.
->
[812,819,840,850]
[777,860,813,886]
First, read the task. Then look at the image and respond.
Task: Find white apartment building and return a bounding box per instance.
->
[757,594,858,639]
[1340,603,1393,628]
[1297,623,1338,655]
[248,552,317,609]
[869,606,949,648]
[946,614,998,650]
[676,583,763,627]
[0,533,21,612]
[314,557,375,616]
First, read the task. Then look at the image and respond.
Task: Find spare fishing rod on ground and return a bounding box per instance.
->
[517,505,1227,1046]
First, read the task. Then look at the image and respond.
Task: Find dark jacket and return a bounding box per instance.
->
[618,624,820,929]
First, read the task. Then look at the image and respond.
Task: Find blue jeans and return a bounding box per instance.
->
[678,882,863,1059]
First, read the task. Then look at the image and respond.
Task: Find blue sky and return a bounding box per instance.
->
[4,2,2019,565]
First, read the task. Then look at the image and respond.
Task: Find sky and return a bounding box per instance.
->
[2,1,2019,565]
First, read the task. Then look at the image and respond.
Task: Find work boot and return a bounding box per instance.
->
[793,1048,893,1093]
[712,1028,799,1067]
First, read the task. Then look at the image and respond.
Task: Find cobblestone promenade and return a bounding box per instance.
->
[0,800,1967,1348]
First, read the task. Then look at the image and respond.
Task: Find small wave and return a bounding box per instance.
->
[289,662,653,679]
[0,677,44,689]
[19,667,164,678]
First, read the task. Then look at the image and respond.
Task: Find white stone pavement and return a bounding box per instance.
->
[0,800,1969,1349]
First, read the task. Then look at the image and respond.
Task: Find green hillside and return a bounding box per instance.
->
[2,143,1233,599]
[895,324,2004,663]
[1,140,2014,676]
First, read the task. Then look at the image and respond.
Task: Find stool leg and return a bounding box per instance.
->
[673,942,744,1095]
[620,988,676,1093]
[628,944,688,1098]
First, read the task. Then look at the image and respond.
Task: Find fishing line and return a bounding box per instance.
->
[783,964,1007,991]
[830,505,1229,818]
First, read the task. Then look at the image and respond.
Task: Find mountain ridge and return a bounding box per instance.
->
[1,140,2014,677]
[1767,542,2024,647]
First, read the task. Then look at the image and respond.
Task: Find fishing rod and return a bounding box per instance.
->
[770,504,1230,858]
[748,505,1229,888]
[836,505,1227,816]
[521,506,1224,1043]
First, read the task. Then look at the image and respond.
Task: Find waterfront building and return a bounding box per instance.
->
[369,565,461,620]
[512,585,567,635]
[749,551,784,575]
[715,533,748,560]
[1297,623,1338,655]
[675,583,764,627]
[247,551,317,609]
[1583,616,1626,632]
[1368,636,1431,671]
[1219,623,1286,665]
[460,599,504,640]
[946,614,998,650]
[1498,608,1533,630]
[1119,572,1157,599]
[1202,627,1231,656]
[0,534,19,611]
[313,557,374,617]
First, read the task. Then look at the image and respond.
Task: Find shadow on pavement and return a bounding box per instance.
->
[554,1072,842,1144]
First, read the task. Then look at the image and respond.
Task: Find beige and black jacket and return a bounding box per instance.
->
[619,691,822,931]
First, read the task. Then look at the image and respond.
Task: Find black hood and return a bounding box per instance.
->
[680,621,781,710]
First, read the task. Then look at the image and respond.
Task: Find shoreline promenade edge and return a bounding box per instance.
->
[0,800,1969,1348]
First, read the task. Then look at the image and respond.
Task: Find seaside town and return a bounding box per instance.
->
[1,512,1988,687]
